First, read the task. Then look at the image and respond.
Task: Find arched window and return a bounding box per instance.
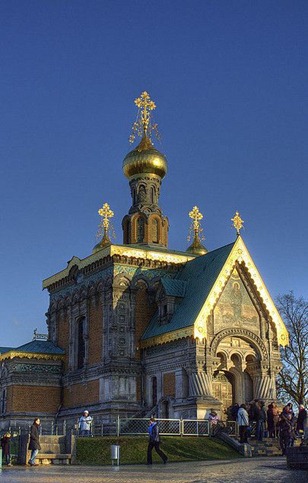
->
[1,389,6,414]
[152,376,157,407]
[137,217,144,242]
[77,317,85,369]
[152,219,159,243]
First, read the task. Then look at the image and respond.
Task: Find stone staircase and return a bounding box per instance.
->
[248,437,282,456]
[33,435,72,465]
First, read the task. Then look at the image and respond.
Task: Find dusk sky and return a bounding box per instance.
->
[1,0,307,347]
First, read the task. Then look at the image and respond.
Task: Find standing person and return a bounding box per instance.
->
[267,403,275,438]
[255,400,267,441]
[147,417,168,465]
[237,404,249,443]
[296,405,307,436]
[208,410,219,436]
[1,432,12,466]
[28,418,41,466]
[79,410,93,436]
[278,407,295,455]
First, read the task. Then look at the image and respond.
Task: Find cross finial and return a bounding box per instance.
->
[129,91,160,144]
[231,211,244,235]
[188,206,205,241]
[97,202,115,246]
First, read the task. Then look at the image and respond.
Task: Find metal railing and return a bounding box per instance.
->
[1,418,240,438]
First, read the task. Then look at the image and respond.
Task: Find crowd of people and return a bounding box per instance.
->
[225,400,307,454]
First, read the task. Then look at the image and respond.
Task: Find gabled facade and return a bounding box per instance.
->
[0,92,288,429]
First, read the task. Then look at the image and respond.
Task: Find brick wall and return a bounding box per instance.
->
[63,380,99,408]
[135,285,156,359]
[163,372,175,397]
[88,297,103,365]
[8,385,61,413]
[57,311,70,370]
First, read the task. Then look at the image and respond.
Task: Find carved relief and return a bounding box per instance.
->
[214,269,259,333]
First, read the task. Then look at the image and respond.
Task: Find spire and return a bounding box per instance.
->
[186,206,207,255]
[129,91,160,145]
[231,211,244,236]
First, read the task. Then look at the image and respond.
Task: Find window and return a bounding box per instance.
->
[137,217,144,242]
[77,317,85,369]
[152,377,157,406]
[152,219,159,243]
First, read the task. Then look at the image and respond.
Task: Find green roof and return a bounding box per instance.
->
[14,340,65,355]
[142,242,235,340]
[0,347,14,355]
[161,278,187,297]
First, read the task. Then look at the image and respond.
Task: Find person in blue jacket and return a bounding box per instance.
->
[147,417,168,465]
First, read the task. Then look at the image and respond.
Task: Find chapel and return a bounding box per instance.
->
[0,92,288,429]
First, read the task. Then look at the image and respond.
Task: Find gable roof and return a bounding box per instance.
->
[142,242,235,341]
[141,236,288,348]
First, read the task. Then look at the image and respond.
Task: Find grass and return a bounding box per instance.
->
[76,436,241,465]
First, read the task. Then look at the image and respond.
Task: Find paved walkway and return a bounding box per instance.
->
[0,458,307,483]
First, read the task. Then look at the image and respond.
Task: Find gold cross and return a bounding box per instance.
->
[231,211,244,235]
[134,91,156,132]
[189,206,203,232]
[98,203,114,231]
[129,91,159,144]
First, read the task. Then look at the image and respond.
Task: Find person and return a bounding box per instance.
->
[208,410,219,436]
[255,400,267,441]
[278,406,296,455]
[237,404,249,443]
[147,417,168,465]
[1,432,12,466]
[267,403,277,438]
[79,410,93,436]
[28,418,41,466]
[231,403,239,421]
[296,405,307,436]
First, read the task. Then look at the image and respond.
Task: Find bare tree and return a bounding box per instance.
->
[276,292,308,406]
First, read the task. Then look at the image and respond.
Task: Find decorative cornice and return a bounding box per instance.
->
[43,244,195,291]
[0,351,65,362]
[193,236,289,347]
[140,327,194,349]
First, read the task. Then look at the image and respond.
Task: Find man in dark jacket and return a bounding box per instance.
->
[28,418,41,466]
[147,417,168,465]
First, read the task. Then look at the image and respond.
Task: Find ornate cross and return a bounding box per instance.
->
[97,202,114,245]
[129,91,159,144]
[231,211,244,235]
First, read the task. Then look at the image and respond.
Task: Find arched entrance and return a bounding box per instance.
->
[212,335,259,408]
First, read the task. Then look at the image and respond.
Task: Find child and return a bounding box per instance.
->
[1,432,12,466]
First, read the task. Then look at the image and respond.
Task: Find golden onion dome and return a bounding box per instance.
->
[186,236,207,256]
[123,135,167,179]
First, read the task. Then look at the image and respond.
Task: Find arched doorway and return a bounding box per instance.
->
[213,336,260,408]
[212,371,234,413]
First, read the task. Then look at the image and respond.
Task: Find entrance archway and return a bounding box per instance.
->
[212,371,234,413]
[212,334,260,407]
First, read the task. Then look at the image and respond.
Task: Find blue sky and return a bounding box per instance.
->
[1,0,307,347]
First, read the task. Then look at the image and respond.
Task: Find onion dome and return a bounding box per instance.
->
[123,134,167,179]
[186,236,207,256]
[186,206,208,256]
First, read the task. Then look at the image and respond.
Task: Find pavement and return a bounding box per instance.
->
[0,458,308,483]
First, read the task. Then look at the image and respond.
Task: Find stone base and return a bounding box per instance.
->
[286,446,308,469]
